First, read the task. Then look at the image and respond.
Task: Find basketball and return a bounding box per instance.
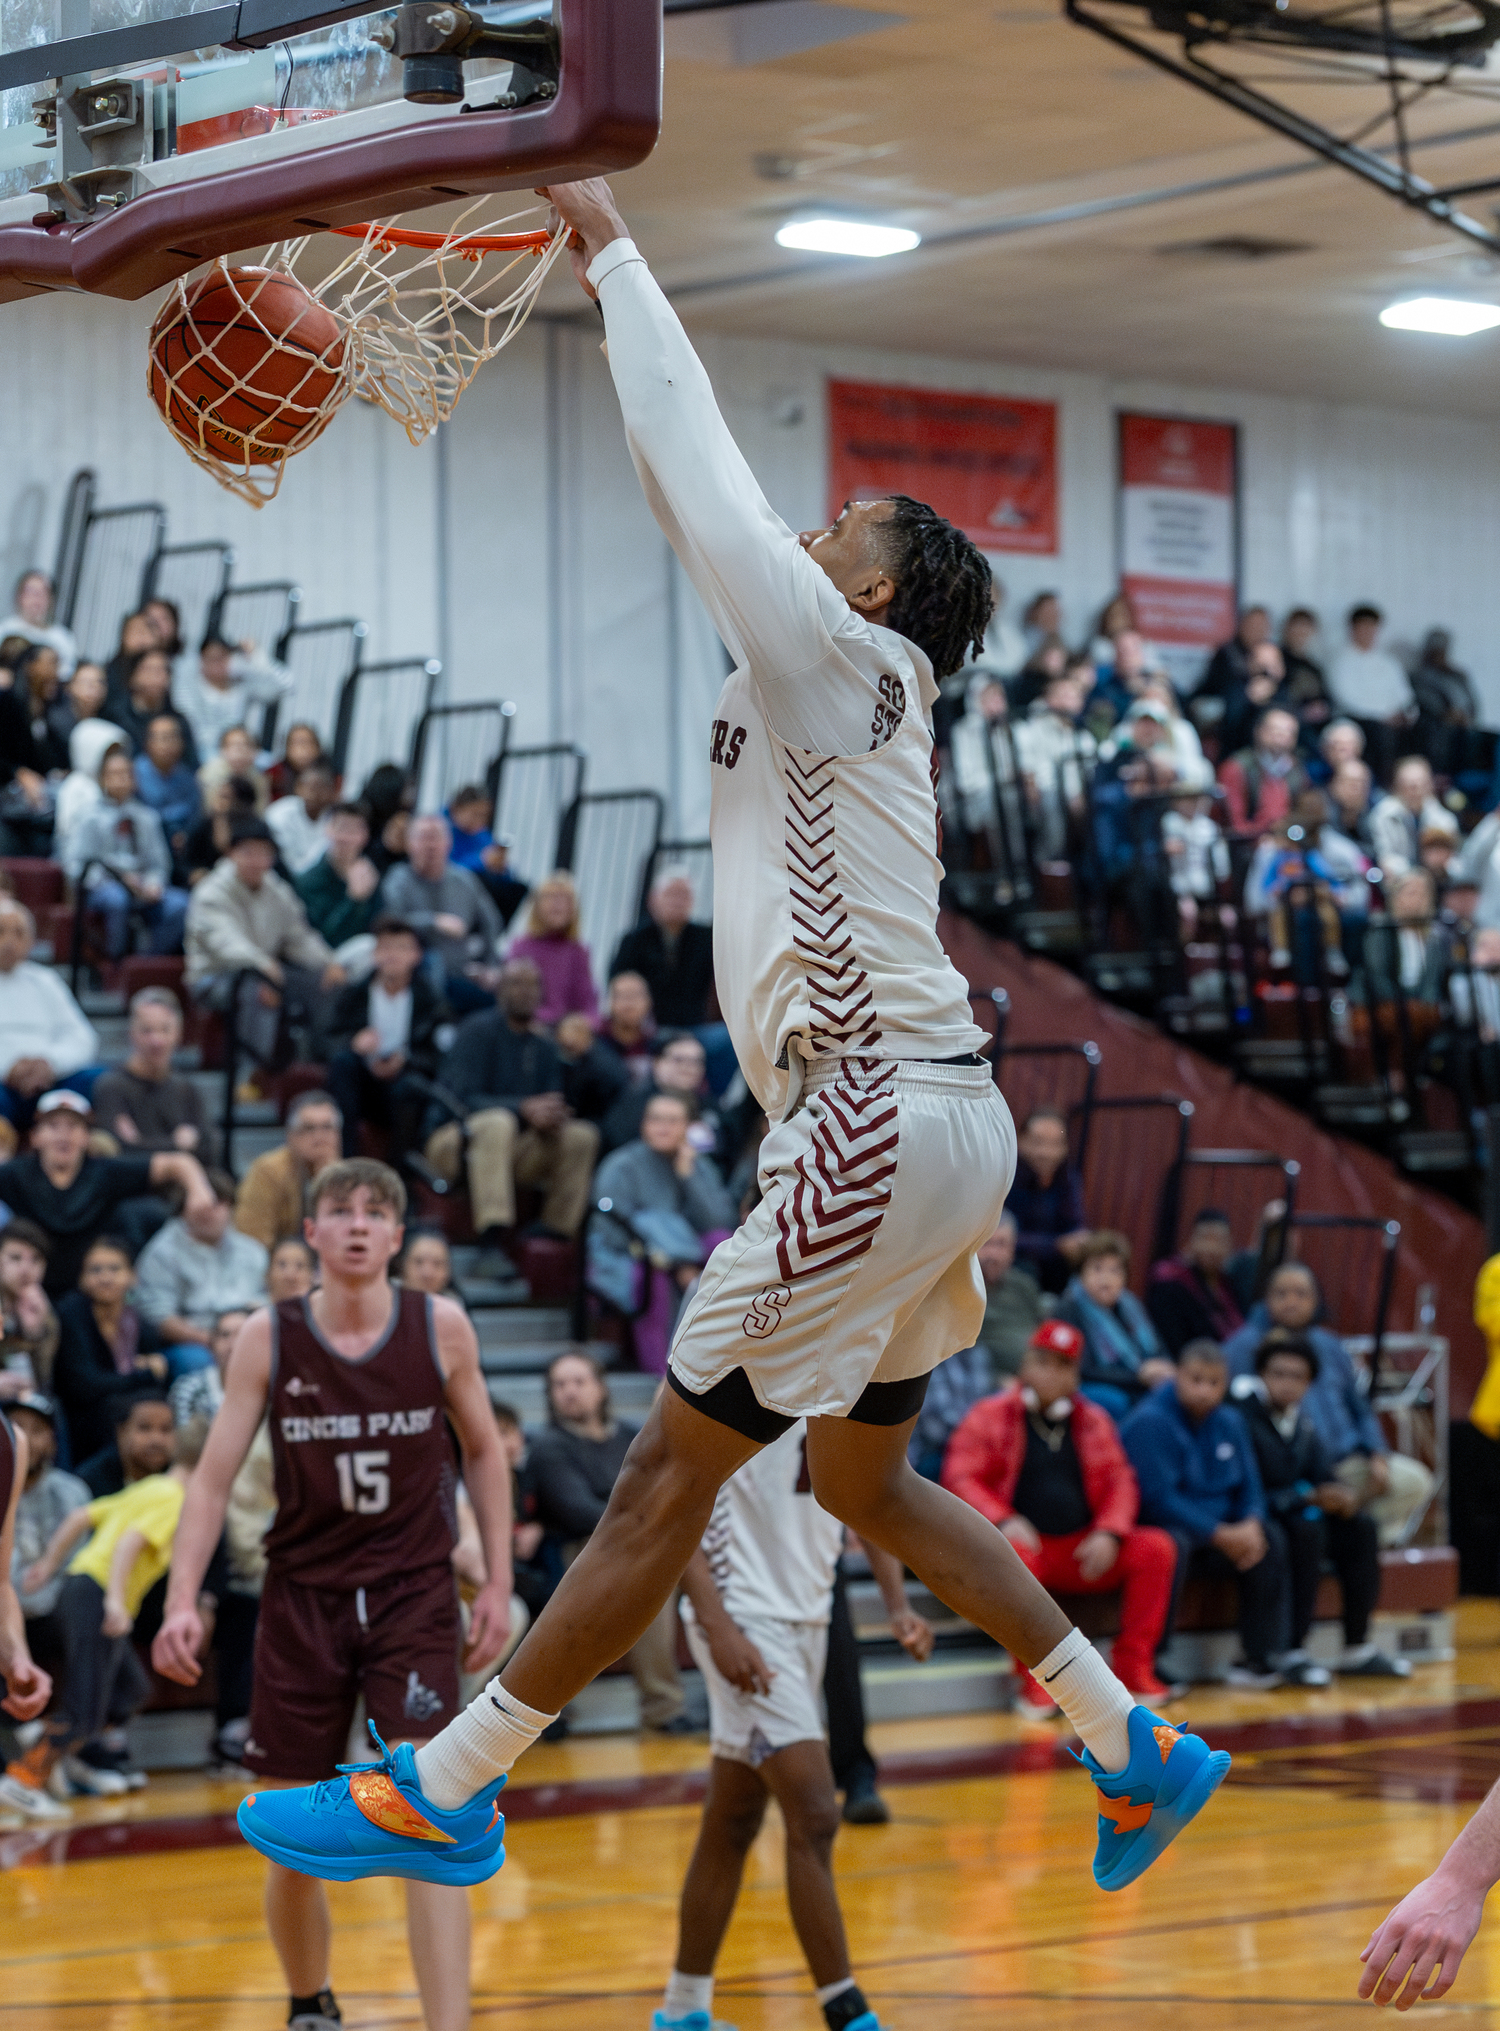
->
[148,265,347,465]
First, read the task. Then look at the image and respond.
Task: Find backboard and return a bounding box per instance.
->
[0,0,660,301]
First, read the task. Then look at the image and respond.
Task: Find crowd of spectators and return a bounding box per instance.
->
[0,564,1447,1802]
[947,587,1500,1138]
[913,1105,1435,1699]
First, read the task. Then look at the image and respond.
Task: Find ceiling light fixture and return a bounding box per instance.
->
[1378,296,1500,335]
[774,218,921,258]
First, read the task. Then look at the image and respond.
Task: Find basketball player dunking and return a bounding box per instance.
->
[235,178,1229,1902]
[0,1410,53,1741]
[153,1160,513,2031]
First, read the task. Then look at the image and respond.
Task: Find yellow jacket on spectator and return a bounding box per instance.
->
[1472,1253,1500,1440]
[69,1473,186,1618]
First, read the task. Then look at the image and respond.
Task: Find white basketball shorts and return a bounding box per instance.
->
[683,1611,829,1767]
[668,1056,1016,1422]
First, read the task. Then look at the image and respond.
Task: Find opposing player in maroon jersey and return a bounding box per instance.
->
[153,1160,513,2031]
[0,1410,53,1754]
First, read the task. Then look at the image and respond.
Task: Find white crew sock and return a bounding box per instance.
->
[662,1970,714,2019]
[413,1681,558,1810]
[1032,1627,1135,1774]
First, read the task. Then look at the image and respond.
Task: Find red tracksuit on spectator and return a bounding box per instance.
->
[943,1364,1177,1701]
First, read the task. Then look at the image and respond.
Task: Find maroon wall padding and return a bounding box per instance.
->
[941,912,1489,1414]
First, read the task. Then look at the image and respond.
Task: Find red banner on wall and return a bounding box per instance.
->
[828,379,1057,554]
[1118,413,1239,687]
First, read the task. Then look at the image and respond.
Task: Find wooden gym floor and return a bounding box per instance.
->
[8,1604,1500,2031]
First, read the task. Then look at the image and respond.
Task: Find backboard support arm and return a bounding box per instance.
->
[1065,0,1500,260]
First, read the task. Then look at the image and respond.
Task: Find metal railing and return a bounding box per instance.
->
[334,656,441,791]
[1069,1094,1195,1282]
[996,1040,1101,1166]
[410,700,515,814]
[967,986,1011,1069]
[210,580,301,661]
[1158,1149,1301,1268]
[52,468,168,664]
[260,617,367,756]
[495,743,586,888]
[52,468,95,626]
[558,788,666,991]
[1357,1329,1450,1545]
[1280,1210,1401,1369]
[141,539,232,657]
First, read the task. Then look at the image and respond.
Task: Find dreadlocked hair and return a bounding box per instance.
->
[877,494,997,681]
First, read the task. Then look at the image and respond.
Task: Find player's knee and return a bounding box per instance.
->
[609,1416,718,1526]
[807,1453,908,1537]
[783,1791,841,1854]
[718,1796,768,1853]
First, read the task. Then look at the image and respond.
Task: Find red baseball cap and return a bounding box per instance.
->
[1028,1319,1084,1362]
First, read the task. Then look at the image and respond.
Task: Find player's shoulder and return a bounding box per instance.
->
[235,1303,276,1348]
[227,1304,275,1372]
[427,1291,479,1369]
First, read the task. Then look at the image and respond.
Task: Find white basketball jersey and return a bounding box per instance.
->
[697,1420,847,1626]
[590,240,988,1116]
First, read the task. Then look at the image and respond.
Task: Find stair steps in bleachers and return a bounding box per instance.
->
[485,1370,659,1429]
[475,1317,600,1379]
[847,1577,1012,1722]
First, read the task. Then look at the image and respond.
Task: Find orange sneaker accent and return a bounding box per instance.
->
[8,1742,55,1788]
[1097,1790,1154,1833]
[1153,1724,1180,1764]
[348,1769,456,1845]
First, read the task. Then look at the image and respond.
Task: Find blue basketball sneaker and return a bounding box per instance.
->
[649,2015,737,2030]
[237,1724,506,1886]
[1080,1706,1231,1892]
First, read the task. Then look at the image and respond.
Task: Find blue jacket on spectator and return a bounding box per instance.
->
[1003,1157,1087,1293]
[135,755,202,841]
[1221,1305,1386,1462]
[1121,1379,1267,1544]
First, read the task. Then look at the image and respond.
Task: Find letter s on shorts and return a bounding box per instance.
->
[743,1285,791,1340]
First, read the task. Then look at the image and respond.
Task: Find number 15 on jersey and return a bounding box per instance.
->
[335,1450,391,1515]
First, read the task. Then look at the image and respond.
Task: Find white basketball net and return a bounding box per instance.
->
[149,200,571,508]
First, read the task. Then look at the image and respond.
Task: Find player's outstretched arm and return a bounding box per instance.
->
[153,1310,271,1684]
[541,179,836,690]
[0,1425,51,1720]
[1359,1776,1500,2007]
[433,1295,513,1672]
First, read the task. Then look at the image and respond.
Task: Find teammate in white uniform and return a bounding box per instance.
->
[656,1423,931,2031]
[244,179,1231,1907]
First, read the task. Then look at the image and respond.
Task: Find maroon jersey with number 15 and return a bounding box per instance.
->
[262,1288,457,1588]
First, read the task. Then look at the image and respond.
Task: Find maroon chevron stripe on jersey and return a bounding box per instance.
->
[774,1060,898,1285]
[784,750,884,1060]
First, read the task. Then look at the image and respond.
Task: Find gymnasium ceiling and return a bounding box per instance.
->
[533,0,1500,413]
